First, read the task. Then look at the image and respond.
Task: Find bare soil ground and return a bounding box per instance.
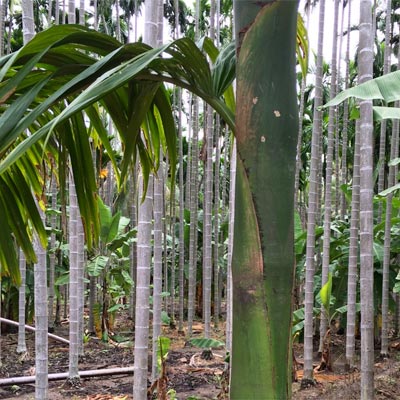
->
[0,316,399,399]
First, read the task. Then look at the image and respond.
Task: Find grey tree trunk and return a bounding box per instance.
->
[345,119,361,370]
[185,96,192,208]
[133,173,153,399]
[169,167,176,321]
[62,0,66,24]
[17,250,27,354]
[93,0,98,31]
[381,105,399,357]
[22,0,35,43]
[187,97,200,337]
[68,0,75,24]
[34,207,48,400]
[226,138,236,354]
[21,5,48,397]
[319,0,339,354]
[115,0,121,41]
[213,117,221,328]
[150,0,163,382]
[129,170,138,321]
[203,104,214,338]
[340,0,352,219]
[77,209,85,356]
[188,0,201,336]
[204,0,217,334]
[48,177,58,331]
[359,1,375,398]
[68,173,80,381]
[302,0,325,384]
[380,0,394,358]
[152,164,163,381]
[79,0,85,25]
[0,0,5,56]
[178,89,185,333]
[55,0,60,25]
[377,0,392,223]
[48,0,53,26]
[133,1,159,395]
[88,142,97,334]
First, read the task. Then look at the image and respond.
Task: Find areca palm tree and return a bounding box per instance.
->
[231,1,298,398]
[319,0,339,357]
[358,1,375,398]
[68,169,80,382]
[377,0,392,224]
[303,0,325,385]
[0,6,309,398]
[16,250,27,354]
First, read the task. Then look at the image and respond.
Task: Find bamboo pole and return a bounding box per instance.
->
[0,367,134,386]
[0,318,70,345]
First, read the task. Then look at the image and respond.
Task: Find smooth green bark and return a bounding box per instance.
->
[231,1,298,399]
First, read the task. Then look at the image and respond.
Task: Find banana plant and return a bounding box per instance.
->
[87,197,136,340]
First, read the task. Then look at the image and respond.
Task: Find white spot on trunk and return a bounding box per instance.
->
[274,110,281,117]
[253,97,258,104]
[261,136,266,142]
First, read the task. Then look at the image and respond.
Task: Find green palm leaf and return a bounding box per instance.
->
[0,26,236,281]
[326,69,400,107]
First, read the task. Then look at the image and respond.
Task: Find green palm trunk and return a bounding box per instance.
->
[231,1,298,399]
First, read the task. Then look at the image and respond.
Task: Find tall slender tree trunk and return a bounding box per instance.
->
[68,172,80,381]
[133,173,153,399]
[129,170,138,321]
[55,0,60,25]
[340,0,352,219]
[319,0,339,356]
[34,207,48,400]
[0,0,5,56]
[21,4,48,397]
[380,0,393,358]
[133,1,158,395]
[77,208,85,356]
[152,164,163,381]
[377,0,392,223]
[79,0,85,25]
[68,0,75,24]
[88,142,98,334]
[213,117,221,328]
[187,0,201,337]
[302,0,325,385]
[93,0,98,31]
[225,138,236,354]
[48,177,58,331]
[115,0,121,41]
[345,120,361,370]
[381,107,398,357]
[231,1,298,398]
[359,1,375,398]
[22,0,35,43]
[187,103,199,336]
[17,250,27,354]
[178,89,185,333]
[203,107,214,337]
[150,0,163,382]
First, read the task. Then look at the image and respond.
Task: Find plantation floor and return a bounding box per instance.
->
[0,315,399,399]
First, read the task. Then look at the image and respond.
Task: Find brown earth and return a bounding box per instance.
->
[0,316,399,399]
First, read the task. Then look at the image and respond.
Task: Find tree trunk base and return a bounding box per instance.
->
[300,378,316,389]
